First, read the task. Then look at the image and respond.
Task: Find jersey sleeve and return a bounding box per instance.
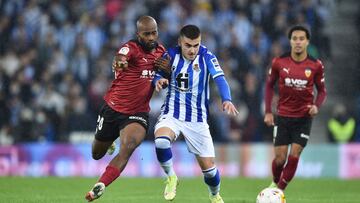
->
[116,42,135,60]
[204,52,224,79]
[314,60,327,108]
[214,76,232,102]
[264,58,280,113]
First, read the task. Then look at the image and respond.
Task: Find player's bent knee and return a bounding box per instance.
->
[92,152,106,160]
[275,157,286,166]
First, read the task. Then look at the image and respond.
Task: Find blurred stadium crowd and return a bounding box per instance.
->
[0,0,335,144]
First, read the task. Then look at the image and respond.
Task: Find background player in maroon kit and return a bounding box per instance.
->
[264,25,327,190]
[85,16,168,201]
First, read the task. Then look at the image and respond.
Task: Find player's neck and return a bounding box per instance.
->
[291,51,307,62]
[182,55,193,62]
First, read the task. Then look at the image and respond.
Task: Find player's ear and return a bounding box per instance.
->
[177,37,181,46]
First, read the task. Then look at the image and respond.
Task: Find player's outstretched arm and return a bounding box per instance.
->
[213,76,238,116]
[222,101,239,116]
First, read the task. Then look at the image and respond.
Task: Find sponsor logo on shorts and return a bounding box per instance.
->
[129,116,147,125]
[300,133,309,139]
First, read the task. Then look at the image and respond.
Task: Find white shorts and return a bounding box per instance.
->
[155,114,215,157]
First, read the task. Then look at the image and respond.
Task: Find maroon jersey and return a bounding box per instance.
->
[265,53,327,117]
[104,40,166,114]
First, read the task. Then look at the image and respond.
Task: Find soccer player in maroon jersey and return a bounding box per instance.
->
[264,25,327,190]
[85,16,168,202]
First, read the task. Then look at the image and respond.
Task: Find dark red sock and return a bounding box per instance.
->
[272,159,284,183]
[98,165,121,186]
[278,155,299,190]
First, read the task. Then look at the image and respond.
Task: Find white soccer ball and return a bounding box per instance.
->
[256,187,286,203]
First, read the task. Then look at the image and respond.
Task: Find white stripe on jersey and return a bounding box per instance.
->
[190,56,200,121]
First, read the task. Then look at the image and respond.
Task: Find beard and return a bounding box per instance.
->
[293,48,304,56]
[139,40,158,52]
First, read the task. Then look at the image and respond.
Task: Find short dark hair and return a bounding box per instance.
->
[288,25,311,40]
[180,24,201,39]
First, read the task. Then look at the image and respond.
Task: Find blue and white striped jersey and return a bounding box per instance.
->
[156,45,224,122]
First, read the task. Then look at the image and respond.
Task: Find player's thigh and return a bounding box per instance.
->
[290,117,312,147]
[120,122,146,147]
[154,115,179,141]
[120,122,147,149]
[195,156,215,171]
[273,116,291,146]
[182,122,215,157]
[119,112,149,146]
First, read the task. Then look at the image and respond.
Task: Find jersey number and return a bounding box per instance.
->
[96,115,104,132]
[176,73,189,91]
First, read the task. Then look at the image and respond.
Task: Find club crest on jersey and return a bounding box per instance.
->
[305,68,312,78]
[118,47,130,55]
[193,63,200,71]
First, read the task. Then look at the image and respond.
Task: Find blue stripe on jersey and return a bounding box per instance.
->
[196,57,205,122]
[185,61,194,122]
[163,85,171,114]
[205,72,210,120]
[173,57,184,119]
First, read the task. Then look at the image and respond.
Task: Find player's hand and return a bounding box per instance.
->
[112,55,128,71]
[264,113,274,126]
[222,101,239,116]
[155,78,169,92]
[307,105,319,117]
[154,55,171,74]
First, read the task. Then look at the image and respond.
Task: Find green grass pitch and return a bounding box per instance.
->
[0,177,359,203]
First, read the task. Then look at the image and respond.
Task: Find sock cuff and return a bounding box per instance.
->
[204,168,220,186]
[155,136,171,149]
[288,155,299,163]
[202,166,217,178]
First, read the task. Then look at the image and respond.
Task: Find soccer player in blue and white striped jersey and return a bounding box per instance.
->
[153,25,238,203]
